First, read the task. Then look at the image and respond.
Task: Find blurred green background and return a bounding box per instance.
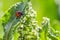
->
[0,0,60,40]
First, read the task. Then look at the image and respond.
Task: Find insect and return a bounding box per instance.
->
[16,11,23,18]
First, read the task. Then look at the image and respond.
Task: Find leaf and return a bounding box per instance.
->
[2,1,26,40]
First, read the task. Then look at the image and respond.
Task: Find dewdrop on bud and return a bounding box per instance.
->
[32,29,37,35]
[28,2,32,7]
[42,17,50,26]
[30,12,35,17]
[21,24,24,28]
[31,19,37,24]
[29,6,32,10]
[28,2,32,6]
[16,2,21,5]
[23,17,27,23]
[43,17,50,22]
[31,9,36,14]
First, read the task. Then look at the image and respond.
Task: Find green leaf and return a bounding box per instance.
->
[2,1,26,40]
